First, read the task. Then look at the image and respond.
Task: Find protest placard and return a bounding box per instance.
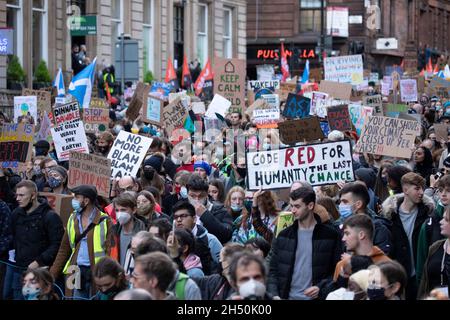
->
[324,55,363,85]
[0,123,34,168]
[434,123,450,141]
[283,94,310,119]
[246,140,355,190]
[310,92,329,118]
[429,76,450,98]
[143,96,164,126]
[39,192,73,225]
[327,105,352,132]
[37,111,53,143]
[355,116,419,159]
[150,82,174,99]
[127,82,151,122]
[192,102,206,115]
[206,94,232,119]
[320,121,330,137]
[68,152,111,198]
[252,102,280,129]
[83,108,109,134]
[319,80,352,100]
[14,96,38,123]
[162,97,189,134]
[400,79,418,102]
[22,88,52,115]
[384,104,409,117]
[53,101,81,127]
[278,117,324,145]
[276,82,297,102]
[51,120,89,161]
[90,98,109,109]
[275,212,295,237]
[108,131,153,179]
[248,80,280,93]
[214,58,246,110]
[398,113,421,136]
[363,94,383,115]
[261,94,280,109]
[348,104,373,136]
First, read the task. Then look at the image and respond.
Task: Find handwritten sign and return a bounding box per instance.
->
[214,58,246,110]
[275,212,295,237]
[348,104,374,136]
[384,104,409,118]
[246,141,355,190]
[144,96,164,126]
[0,124,34,167]
[90,98,109,109]
[400,79,418,102]
[206,94,232,119]
[363,94,383,115]
[68,152,111,198]
[51,120,89,161]
[253,102,280,129]
[160,98,189,135]
[324,55,363,85]
[150,82,174,99]
[83,108,109,134]
[355,116,419,159]
[278,117,324,145]
[108,131,153,179]
[283,94,311,119]
[14,96,38,124]
[310,92,329,118]
[22,89,52,115]
[327,105,352,132]
[53,101,81,127]
[127,82,151,122]
[319,80,352,100]
[434,123,450,141]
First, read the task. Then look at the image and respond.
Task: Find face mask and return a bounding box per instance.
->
[33,166,42,176]
[22,286,41,300]
[71,199,84,213]
[231,204,243,212]
[98,146,109,154]
[367,287,386,300]
[117,211,132,225]
[338,204,353,219]
[48,176,62,189]
[236,167,247,179]
[180,187,188,199]
[238,278,266,300]
[137,203,153,216]
[143,168,155,181]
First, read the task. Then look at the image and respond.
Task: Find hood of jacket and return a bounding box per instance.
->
[381,193,435,220]
[184,254,203,271]
[355,168,377,190]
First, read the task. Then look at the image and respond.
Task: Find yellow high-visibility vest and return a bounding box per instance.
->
[103,73,115,94]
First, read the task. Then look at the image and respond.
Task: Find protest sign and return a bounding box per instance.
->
[319,80,352,100]
[108,131,153,179]
[143,96,164,126]
[261,94,280,109]
[127,82,151,122]
[383,76,393,90]
[52,101,81,127]
[327,105,352,131]
[37,111,53,143]
[39,192,73,225]
[90,98,109,109]
[248,80,280,93]
[150,82,174,99]
[192,102,206,115]
[400,79,418,102]
[256,64,275,81]
[434,123,450,141]
[348,104,373,136]
[214,58,246,110]
[355,116,419,159]
[276,82,297,102]
[246,140,355,190]
[320,121,330,137]
[369,73,379,84]
[310,92,329,118]
[22,89,52,115]
[283,94,310,119]
[386,66,404,78]
[162,97,189,134]
[68,152,111,198]
[0,123,34,168]
[245,98,267,118]
[429,76,450,98]
[206,94,232,119]
[310,68,323,82]
[398,113,421,136]
[14,96,38,123]
[278,117,324,145]
[51,120,89,161]
[324,55,363,85]
[275,212,295,237]
[363,95,383,115]
[384,104,409,118]
[252,102,280,129]
[83,108,109,134]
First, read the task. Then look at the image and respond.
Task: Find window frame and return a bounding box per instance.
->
[223,7,233,59]
[299,0,323,34]
[197,3,209,67]
[143,0,154,73]
[6,0,23,64]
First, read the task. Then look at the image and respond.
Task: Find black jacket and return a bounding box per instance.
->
[192,274,235,300]
[199,203,233,244]
[0,200,12,259]
[267,215,342,299]
[11,198,64,268]
[194,225,215,275]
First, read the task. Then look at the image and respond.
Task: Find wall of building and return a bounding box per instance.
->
[0,1,6,89]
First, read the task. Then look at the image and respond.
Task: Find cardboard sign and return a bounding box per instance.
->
[253,102,280,129]
[400,79,418,102]
[37,112,53,144]
[246,140,355,190]
[429,76,450,98]
[324,55,364,85]
[22,89,52,115]
[214,58,246,110]
[348,104,374,136]
[363,95,383,115]
[261,94,280,109]
[278,117,324,145]
[310,68,323,82]
[90,98,109,109]
[0,124,34,168]
[319,81,352,100]
[248,80,280,95]
[206,94,232,119]
[51,120,89,161]
[53,101,81,127]
[434,123,450,141]
[283,94,311,119]
[327,105,352,132]
[83,108,109,134]
[14,96,38,124]
[162,98,189,133]
[246,98,268,118]
[68,152,111,198]
[192,102,206,115]
[355,116,420,159]
[108,131,153,179]
[127,82,151,122]
[275,212,295,237]
[384,104,409,118]
[39,192,73,226]
[276,82,297,102]
[310,92,329,118]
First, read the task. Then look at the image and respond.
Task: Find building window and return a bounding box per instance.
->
[111,0,124,62]
[197,3,208,67]
[299,0,323,33]
[143,0,154,73]
[174,5,184,69]
[223,7,233,58]
[6,0,23,64]
[32,0,48,70]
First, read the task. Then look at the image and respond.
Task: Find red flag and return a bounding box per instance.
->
[419,69,425,76]
[181,55,192,89]
[165,57,179,90]
[426,58,433,74]
[280,42,290,82]
[433,63,439,74]
[194,58,214,96]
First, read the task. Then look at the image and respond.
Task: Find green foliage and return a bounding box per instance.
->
[34,60,52,83]
[144,70,154,84]
[7,55,26,82]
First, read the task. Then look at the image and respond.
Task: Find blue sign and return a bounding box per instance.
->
[320,121,330,137]
[150,82,174,98]
[0,29,13,55]
[282,93,311,119]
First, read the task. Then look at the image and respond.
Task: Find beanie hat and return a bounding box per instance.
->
[49,165,68,180]
[144,154,164,174]
[355,168,377,190]
[194,161,211,176]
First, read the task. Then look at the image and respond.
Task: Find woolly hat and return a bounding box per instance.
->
[194,161,211,176]
[144,154,164,174]
[355,168,377,190]
[48,165,68,180]
[349,269,370,292]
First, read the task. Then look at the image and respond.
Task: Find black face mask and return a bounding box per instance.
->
[143,167,155,181]
[236,167,247,179]
[98,146,109,154]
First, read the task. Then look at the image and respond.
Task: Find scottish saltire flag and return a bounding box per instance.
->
[301,60,310,84]
[53,68,65,97]
[68,57,97,109]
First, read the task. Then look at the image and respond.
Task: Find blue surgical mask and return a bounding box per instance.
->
[180,187,188,199]
[48,176,62,189]
[367,287,386,300]
[72,199,83,213]
[338,204,353,219]
[22,286,41,300]
[231,204,243,212]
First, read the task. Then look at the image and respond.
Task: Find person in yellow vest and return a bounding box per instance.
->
[50,185,114,300]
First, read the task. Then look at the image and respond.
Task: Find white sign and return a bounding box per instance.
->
[310,92,329,118]
[51,120,89,161]
[248,80,281,92]
[257,64,275,81]
[246,141,355,190]
[376,38,398,50]
[206,94,232,119]
[327,7,349,37]
[349,15,363,24]
[108,131,153,179]
[324,55,364,85]
[400,79,418,102]
[14,96,38,123]
[253,105,280,127]
[261,94,280,109]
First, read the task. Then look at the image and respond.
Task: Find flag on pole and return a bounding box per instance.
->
[433,63,439,74]
[426,58,433,74]
[280,42,290,82]
[444,65,450,80]
[181,55,192,89]
[53,68,65,97]
[301,60,310,84]
[194,58,214,97]
[165,57,179,90]
[68,57,97,109]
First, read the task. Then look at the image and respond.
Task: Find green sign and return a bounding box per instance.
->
[70,16,97,36]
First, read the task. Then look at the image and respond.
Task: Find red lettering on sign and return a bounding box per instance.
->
[285,148,294,166]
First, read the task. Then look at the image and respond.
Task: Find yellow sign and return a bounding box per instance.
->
[275,212,294,237]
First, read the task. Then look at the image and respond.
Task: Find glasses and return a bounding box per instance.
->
[117,186,134,193]
[174,213,191,220]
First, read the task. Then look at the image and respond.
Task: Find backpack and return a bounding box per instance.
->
[174,272,189,300]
